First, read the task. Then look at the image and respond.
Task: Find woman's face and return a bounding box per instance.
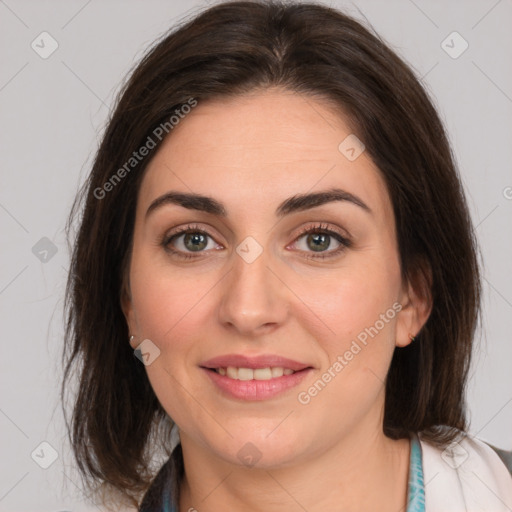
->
[123,88,426,468]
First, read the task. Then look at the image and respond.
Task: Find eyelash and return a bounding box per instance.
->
[161,222,351,261]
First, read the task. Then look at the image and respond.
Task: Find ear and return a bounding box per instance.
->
[395,258,433,348]
[120,277,138,350]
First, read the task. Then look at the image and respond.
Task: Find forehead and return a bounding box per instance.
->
[138,89,391,220]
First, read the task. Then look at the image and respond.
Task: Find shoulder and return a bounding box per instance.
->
[418,429,512,511]
[485,443,512,475]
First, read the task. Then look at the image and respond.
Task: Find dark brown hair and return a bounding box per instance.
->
[62,0,481,508]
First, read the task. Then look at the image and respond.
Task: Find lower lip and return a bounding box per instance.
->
[202,368,312,401]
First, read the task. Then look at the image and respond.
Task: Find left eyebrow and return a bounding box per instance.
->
[145,187,372,219]
[276,188,372,216]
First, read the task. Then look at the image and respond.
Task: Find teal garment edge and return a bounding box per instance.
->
[163,480,172,512]
[407,432,426,512]
[160,433,425,512]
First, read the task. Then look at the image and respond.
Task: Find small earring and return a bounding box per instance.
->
[409,333,416,342]
[129,335,135,343]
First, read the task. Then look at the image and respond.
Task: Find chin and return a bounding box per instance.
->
[211,428,306,470]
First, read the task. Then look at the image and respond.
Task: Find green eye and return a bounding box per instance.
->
[162,224,218,259]
[292,223,351,259]
[182,232,209,252]
[305,232,332,252]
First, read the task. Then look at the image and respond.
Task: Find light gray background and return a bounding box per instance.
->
[1,0,511,510]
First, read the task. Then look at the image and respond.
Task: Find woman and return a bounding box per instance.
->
[61,1,512,511]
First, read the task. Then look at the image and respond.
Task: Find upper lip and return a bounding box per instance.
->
[200,354,312,371]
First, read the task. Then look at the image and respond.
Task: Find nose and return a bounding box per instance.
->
[217,244,289,337]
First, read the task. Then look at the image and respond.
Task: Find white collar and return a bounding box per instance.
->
[419,431,512,511]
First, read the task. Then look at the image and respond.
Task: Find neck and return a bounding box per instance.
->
[177,420,411,512]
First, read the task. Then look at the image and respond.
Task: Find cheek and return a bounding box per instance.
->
[293,262,400,343]
[129,251,212,342]
[296,271,400,408]
[128,255,214,425]
[292,261,401,409]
